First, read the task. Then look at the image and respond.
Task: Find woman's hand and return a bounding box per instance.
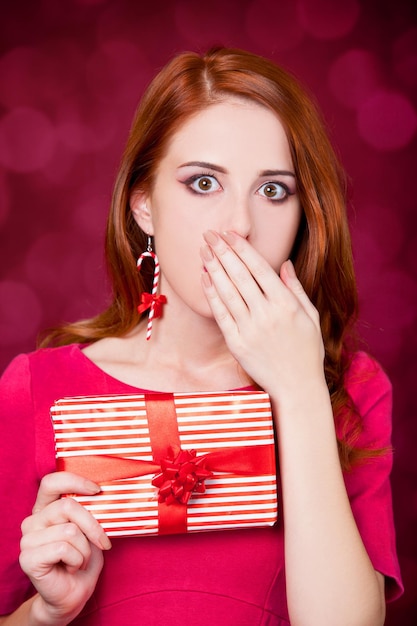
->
[200,230,325,398]
[19,472,111,625]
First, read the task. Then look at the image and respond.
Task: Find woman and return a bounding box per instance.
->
[0,47,402,625]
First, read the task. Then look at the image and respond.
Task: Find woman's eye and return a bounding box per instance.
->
[258,182,289,201]
[188,175,221,194]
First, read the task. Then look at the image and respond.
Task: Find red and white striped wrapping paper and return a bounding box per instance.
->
[51,391,278,537]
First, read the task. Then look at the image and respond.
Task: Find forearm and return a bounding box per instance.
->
[0,595,71,626]
[273,378,385,626]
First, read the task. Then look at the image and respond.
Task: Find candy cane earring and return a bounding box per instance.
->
[137,236,167,340]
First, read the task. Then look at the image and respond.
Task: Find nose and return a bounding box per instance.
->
[225,196,252,240]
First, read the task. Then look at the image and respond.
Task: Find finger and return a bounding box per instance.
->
[201,271,240,341]
[20,542,104,609]
[20,539,90,577]
[280,260,320,327]
[203,231,271,310]
[21,522,93,566]
[23,496,111,551]
[200,243,250,320]
[216,230,283,299]
[32,471,101,514]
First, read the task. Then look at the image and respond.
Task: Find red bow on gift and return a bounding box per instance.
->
[152,448,213,505]
[137,292,167,318]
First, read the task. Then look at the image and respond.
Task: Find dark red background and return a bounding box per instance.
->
[0,1,416,622]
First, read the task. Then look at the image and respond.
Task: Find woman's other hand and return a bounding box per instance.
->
[19,472,111,625]
[200,230,325,399]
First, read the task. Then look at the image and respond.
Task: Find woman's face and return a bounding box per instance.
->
[132,98,302,318]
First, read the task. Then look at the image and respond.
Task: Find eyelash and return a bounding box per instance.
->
[258,181,294,203]
[182,173,295,202]
[183,172,220,195]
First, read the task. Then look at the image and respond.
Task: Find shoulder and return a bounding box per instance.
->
[26,343,84,370]
[344,351,393,448]
[0,344,89,405]
[2,344,84,379]
[345,351,391,405]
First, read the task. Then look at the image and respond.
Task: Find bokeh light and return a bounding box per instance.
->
[357,91,417,151]
[297,0,360,39]
[328,49,382,110]
[0,107,56,172]
[0,280,43,345]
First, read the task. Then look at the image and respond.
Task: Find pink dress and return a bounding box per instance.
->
[0,345,403,624]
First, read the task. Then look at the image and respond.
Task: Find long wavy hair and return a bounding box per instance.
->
[41,47,375,469]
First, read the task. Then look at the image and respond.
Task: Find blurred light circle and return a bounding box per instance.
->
[56,101,116,153]
[40,145,77,185]
[24,232,88,296]
[0,280,43,345]
[0,107,56,172]
[357,91,417,151]
[297,0,360,39]
[328,49,381,109]
[245,0,304,52]
[70,186,108,238]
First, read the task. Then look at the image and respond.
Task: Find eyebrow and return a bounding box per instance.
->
[179,161,227,173]
[178,161,295,178]
[260,169,296,178]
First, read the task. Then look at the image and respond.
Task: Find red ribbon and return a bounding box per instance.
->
[57,393,275,535]
[58,445,274,493]
[137,292,167,318]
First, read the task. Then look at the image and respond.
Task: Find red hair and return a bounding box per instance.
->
[41,47,375,469]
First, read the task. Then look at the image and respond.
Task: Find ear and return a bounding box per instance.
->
[130,190,154,236]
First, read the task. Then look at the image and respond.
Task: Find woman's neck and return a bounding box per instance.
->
[83,301,254,392]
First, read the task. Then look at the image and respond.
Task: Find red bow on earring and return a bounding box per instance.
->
[138,292,167,318]
[137,236,167,340]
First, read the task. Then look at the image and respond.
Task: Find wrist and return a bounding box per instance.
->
[268,371,330,415]
[29,595,72,626]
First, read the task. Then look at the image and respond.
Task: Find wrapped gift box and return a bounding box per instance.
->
[51,391,278,537]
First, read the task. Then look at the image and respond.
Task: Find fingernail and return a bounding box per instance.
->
[85,480,101,493]
[200,245,214,262]
[203,230,219,246]
[222,231,237,244]
[201,272,212,288]
[285,259,296,278]
[100,534,112,550]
